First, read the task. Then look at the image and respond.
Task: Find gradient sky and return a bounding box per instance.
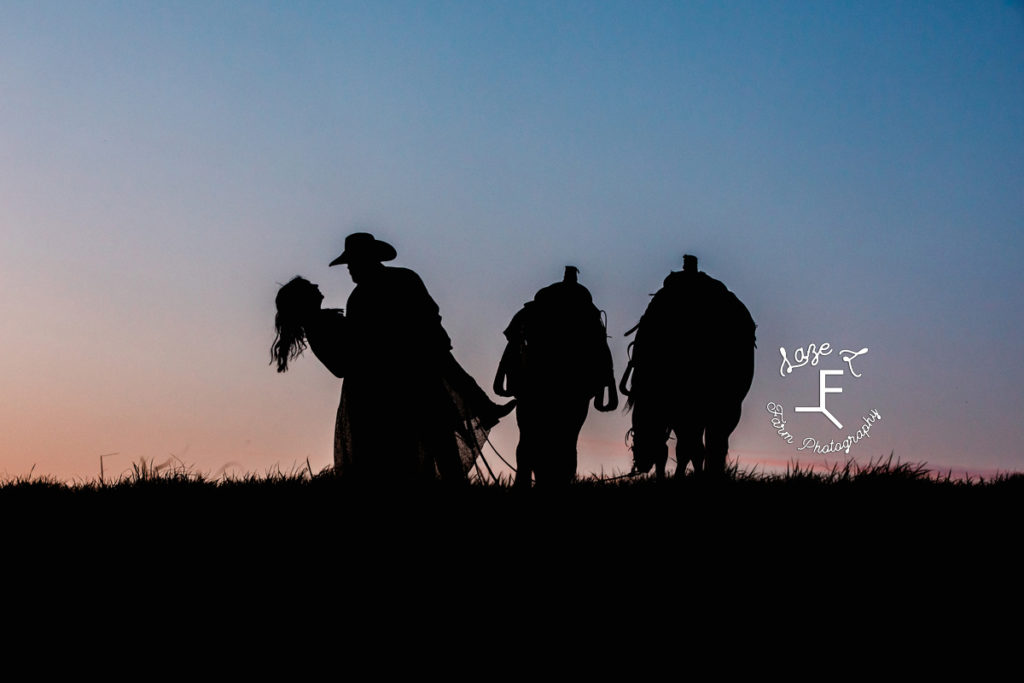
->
[2,1,1022,482]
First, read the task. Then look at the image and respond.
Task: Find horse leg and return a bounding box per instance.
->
[673,419,705,478]
[705,402,742,476]
[630,399,670,480]
[703,347,754,476]
[514,399,539,488]
[636,429,668,480]
[556,398,590,485]
[692,434,706,474]
[514,439,533,488]
[654,446,667,479]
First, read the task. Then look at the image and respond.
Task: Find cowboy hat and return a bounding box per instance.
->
[329,232,397,266]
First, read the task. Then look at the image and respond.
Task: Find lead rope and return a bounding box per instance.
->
[484,434,516,473]
[475,440,501,483]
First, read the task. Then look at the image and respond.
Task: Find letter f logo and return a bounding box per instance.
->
[795,370,844,429]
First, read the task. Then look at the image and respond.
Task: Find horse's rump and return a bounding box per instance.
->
[623,270,755,475]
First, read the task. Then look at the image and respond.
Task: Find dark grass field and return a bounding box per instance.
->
[5,456,1020,555]
[3,456,1019,633]
[5,455,1020,513]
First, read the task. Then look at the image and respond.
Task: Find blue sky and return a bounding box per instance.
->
[1,1,1021,479]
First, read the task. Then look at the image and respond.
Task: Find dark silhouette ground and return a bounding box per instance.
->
[5,458,1020,557]
[3,459,1019,638]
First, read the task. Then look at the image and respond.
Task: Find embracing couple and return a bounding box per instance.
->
[271,233,514,483]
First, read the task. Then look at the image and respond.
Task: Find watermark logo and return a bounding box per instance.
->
[767,341,881,455]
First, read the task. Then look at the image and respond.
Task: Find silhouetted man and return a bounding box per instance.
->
[330,232,510,481]
[494,266,617,487]
[621,254,755,478]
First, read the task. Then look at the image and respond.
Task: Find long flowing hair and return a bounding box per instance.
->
[270,276,315,373]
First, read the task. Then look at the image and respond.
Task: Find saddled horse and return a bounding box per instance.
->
[620,255,755,478]
[494,267,618,486]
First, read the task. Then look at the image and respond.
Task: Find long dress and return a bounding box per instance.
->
[305,270,496,481]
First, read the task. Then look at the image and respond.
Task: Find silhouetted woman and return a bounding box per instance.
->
[271,276,506,482]
[271,276,347,377]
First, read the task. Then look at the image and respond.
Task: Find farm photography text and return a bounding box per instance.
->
[767,341,882,456]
